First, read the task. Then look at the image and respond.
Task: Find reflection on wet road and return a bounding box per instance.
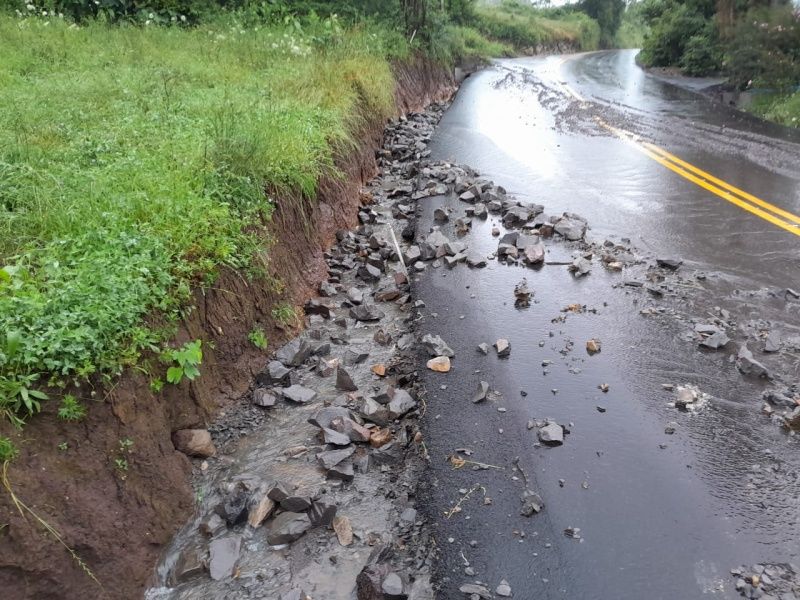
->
[420,50,800,599]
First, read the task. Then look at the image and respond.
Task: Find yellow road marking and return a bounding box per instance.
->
[597,119,800,237]
[642,142,800,225]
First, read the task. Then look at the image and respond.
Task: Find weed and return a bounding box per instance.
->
[0,437,18,462]
[248,327,269,350]
[118,438,133,453]
[57,395,86,422]
[163,340,203,385]
[150,378,165,393]
[272,302,299,328]
[114,458,128,472]
[57,442,68,451]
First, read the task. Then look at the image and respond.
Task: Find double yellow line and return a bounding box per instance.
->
[553,56,799,236]
[598,120,800,237]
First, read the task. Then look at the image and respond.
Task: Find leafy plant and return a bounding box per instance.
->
[248,327,269,350]
[57,441,68,451]
[163,340,203,385]
[114,458,128,472]
[57,395,86,422]
[272,303,299,328]
[149,378,165,393]
[118,438,133,453]
[0,436,18,462]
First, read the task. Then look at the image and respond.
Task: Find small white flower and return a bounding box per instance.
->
[26,3,34,9]
[180,15,186,22]
[41,9,47,15]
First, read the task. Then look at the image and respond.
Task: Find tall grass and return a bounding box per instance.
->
[474,1,600,52]
[0,13,402,426]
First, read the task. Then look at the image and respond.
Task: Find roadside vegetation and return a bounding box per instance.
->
[635,0,800,126]
[474,1,601,52]
[0,0,603,455]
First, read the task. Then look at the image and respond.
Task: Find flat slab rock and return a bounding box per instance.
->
[281,384,317,404]
[266,511,312,546]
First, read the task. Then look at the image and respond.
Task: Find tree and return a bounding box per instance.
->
[580,0,625,47]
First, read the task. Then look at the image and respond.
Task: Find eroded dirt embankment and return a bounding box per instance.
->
[0,57,454,600]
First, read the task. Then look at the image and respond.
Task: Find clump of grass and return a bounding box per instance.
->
[0,13,403,429]
[272,302,300,328]
[248,327,269,350]
[749,91,800,128]
[57,395,86,422]
[432,25,514,65]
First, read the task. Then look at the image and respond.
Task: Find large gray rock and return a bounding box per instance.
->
[538,422,564,445]
[388,389,417,419]
[350,304,385,322]
[737,345,770,378]
[309,406,352,429]
[554,216,586,241]
[317,446,356,469]
[421,334,455,358]
[276,338,314,367]
[208,536,242,580]
[266,512,312,545]
[281,384,317,404]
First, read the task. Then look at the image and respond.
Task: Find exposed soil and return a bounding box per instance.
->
[0,56,454,600]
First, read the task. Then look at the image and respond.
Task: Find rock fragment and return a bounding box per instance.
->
[266,512,312,545]
[538,422,564,445]
[494,339,511,357]
[472,381,489,404]
[421,334,455,357]
[208,536,241,581]
[427,356,451,372]
[172,429,216,458]
[281,384,317,404]
[332,515,353,546]
[736,345,770,378]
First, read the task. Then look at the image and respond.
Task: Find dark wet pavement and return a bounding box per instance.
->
[419,51,800,599]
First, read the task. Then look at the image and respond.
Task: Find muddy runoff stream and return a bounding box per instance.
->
[147,87,800,599]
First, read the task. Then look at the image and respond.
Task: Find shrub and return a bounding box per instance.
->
[57,394,86,422]
[680,26,722,75]
[639,2,710,67]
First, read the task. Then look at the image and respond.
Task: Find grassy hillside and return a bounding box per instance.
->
[474,1,600,51]
[0,13,406,442]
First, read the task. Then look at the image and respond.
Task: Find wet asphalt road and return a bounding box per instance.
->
[418,51,800,599]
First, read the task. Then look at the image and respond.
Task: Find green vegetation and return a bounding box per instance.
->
[637,0,800,126]
[0,436,18,462]
[272,303,300,328]
[0,9,403,430]
[163,340,203,385]
[474,1,600,52]
[0,0,603,441]
[748,92,800,128]
[57,395,86,422]
[248,328,269,350]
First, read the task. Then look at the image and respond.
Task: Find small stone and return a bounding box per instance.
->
[737,345,770,378]
[459,583,491,598]
[472,381,489,404]
[495,338,511,357]
[327,459,355,481]
[434,207,449,222]
[246,494,276,528]
[332,515,353,546]
[538,422,564,445]
[336,367,358,392]
[477,343,489,355]
[421,334,455,357]
[665,421,678,434]
[370,428,393,448]
[371,363,387,377]
[598,383,609,393]
[496,580,512,597]
[427,356,451,372]
[253,388,277,408]
[586,339,602,354]
[172,429,216,458]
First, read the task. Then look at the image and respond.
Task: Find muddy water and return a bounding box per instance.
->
[418,52,800,599]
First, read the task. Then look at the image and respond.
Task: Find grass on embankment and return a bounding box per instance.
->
[0,13,406,433]
[473,0,600,52]
[747,92,800,129]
